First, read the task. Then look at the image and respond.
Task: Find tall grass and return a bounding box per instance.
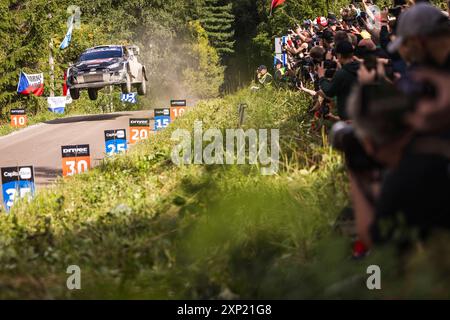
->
[0,88,448,299]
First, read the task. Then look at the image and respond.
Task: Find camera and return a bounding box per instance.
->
[330,122,383,172]
[320,59,337,78]
[388,6,402,17]
[323,59,337,70]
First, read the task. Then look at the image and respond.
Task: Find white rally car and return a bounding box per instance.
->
[67,45,147,100]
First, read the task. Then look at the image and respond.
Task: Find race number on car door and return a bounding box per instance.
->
[129,118,150,145]
[61,145,91,177]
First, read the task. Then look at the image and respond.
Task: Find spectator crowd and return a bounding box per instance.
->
[255,0,450,254]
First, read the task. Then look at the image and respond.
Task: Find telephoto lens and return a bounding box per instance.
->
[330,122,383,172]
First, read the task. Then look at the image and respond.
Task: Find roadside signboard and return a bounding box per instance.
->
[154,108,170,131]
[10,109,27,128]
[274,36,288,66]
[61,144,91,177]
[1,166,35,212]
[129,118,150,144]
[170,100,187,122]
[105,129,127,155]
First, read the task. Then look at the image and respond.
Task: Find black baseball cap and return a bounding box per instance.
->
[258,65,267,71]
[335,41,354,55]
[328,13,338,25]
[322,30,334,43]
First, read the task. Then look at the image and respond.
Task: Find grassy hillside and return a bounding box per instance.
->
[0,88,448,299]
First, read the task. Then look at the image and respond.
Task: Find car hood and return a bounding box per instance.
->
[73,58,122,70]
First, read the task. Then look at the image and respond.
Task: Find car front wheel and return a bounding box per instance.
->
[121,73,132,94]
[88,88,98,101]
[70,88,80,100]
[137,79,147,96]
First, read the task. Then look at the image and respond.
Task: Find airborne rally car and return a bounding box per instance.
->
[67,45,147,101]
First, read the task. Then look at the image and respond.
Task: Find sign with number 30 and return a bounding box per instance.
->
[61,145,91,177]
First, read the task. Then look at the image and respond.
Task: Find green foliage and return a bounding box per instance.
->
[199,0,236,57]
[0,0,226,119]
[182,21,224,99]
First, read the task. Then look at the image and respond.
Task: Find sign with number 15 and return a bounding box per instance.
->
[154,108,171,131]
[61,145,91,177]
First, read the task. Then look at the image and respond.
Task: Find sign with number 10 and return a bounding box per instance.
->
[1,166,35,212]
[170,100,187,122]
[129,119,151,144]
[61,145,91,177]
[154,108,171,131]
[10,109,27,128]
[105,129,127,155]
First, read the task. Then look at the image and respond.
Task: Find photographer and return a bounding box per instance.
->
[406,69,450,133]
[340,83,450,248]
[318,41,360,120]
[252,65,273,90]
[274,60,290,88]
[388,3,450,70]
[388,3,450,132]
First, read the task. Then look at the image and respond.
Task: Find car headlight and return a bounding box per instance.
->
[108,62,123,70]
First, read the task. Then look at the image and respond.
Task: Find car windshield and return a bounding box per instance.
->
[79,48,122,61]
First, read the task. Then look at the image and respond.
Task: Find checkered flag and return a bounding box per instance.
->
[120,93,137,104]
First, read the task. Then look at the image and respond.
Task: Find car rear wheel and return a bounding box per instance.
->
[70,88,80,100]
[88,88,98,101]
[121,73,132,94]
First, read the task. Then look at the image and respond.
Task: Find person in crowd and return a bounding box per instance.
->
[252,65,273,91]
[318,41,360,120]
[346,82,450,248]
[388,3,450,132]
[388,2,450,70]
[254,0,450,252]
[274,60,289,88]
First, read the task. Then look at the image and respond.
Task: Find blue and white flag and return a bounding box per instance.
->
[60,16,74,50]
[47,96,67,114]
[121,93,138,104]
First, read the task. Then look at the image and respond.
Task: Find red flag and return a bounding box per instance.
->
[270,0,286,15]
[63,71,68,96]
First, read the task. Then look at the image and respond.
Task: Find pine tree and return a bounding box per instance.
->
[199,0,235,58]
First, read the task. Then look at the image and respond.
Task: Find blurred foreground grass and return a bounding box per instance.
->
[0,88,448,299]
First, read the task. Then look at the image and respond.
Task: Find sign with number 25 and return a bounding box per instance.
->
[105,129,127,155]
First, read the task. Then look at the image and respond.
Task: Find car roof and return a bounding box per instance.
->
[84,45,123,53]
